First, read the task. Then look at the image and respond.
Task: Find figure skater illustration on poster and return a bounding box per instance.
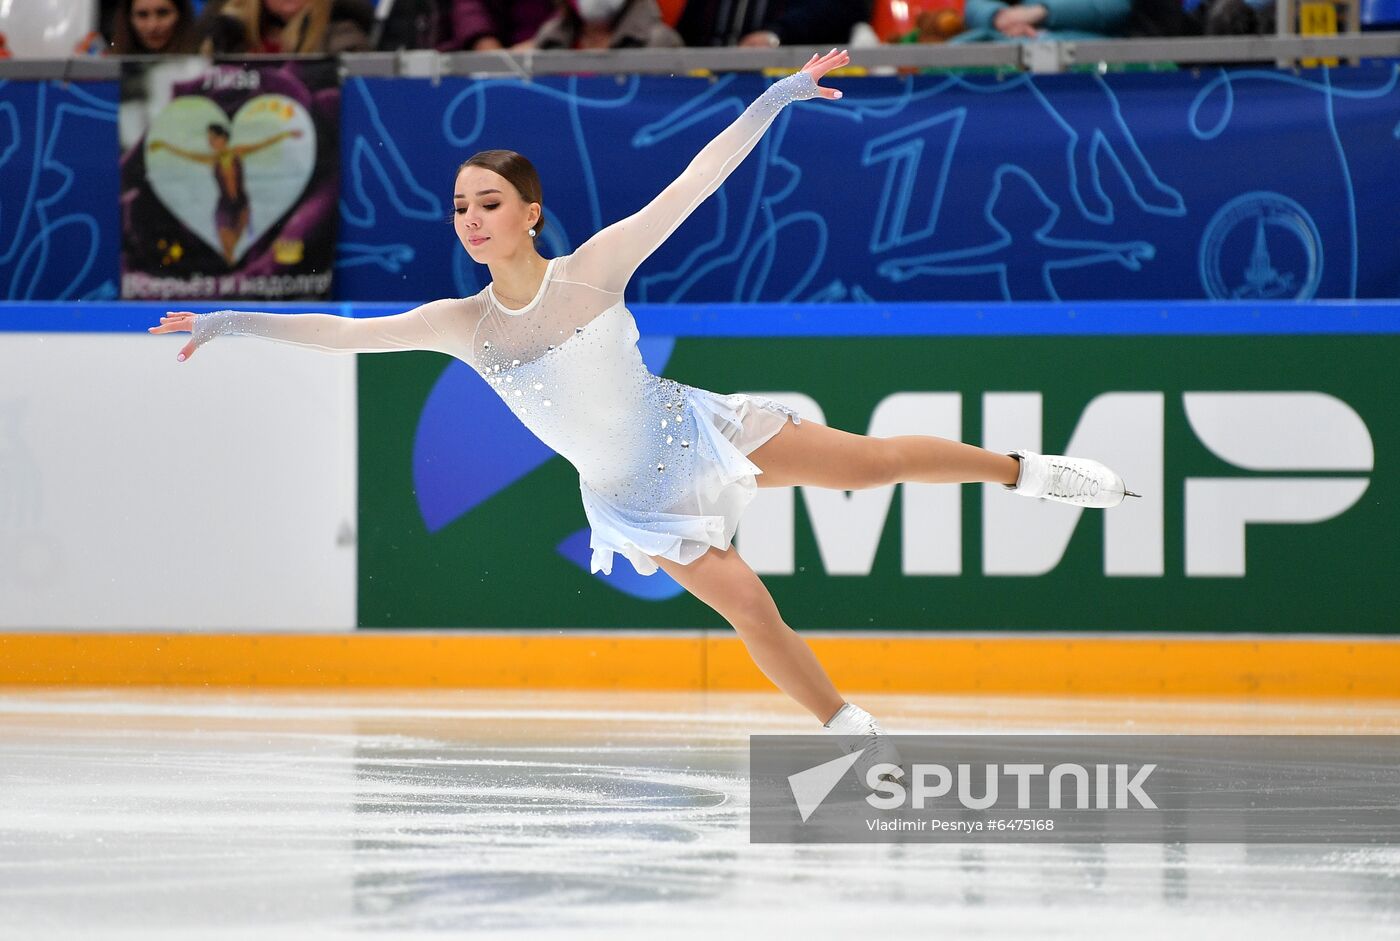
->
[149,123,304,266]
[120,58,338,301]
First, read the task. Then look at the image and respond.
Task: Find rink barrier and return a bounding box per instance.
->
[1,633,1398,697]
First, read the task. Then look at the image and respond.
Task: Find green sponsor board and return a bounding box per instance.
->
[358,335,1393,633]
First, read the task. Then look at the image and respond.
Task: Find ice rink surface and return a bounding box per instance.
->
[2,688,1399,940]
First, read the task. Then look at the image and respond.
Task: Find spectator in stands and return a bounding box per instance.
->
[435,0,556,51]
[371,0,440,50]
[109,0,199,54]
[198,0,374,54]
[1127,0,1187,36]
[1188,0,1276,35]
[677,0,872,48]
[952,0,1131,41]
[532,0,683,49]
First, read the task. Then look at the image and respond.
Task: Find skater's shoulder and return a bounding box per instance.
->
[416,293,483,309]
[407,294,491,324]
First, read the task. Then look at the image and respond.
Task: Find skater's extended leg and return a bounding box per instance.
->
[650,544,844,723]
[747,418,1137,507]
[748,419,1019,489]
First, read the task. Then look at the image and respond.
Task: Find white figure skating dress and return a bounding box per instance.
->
[190,71,822,576]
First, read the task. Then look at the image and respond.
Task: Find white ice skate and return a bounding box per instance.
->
[1003,449,1141,509]
[824,703,904,787]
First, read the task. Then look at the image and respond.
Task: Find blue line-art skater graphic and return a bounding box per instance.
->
[336,242,416,273]
[341,78,441,230]
[860,73,1181,299]
[335,78,443,287]
[1024,73,1186,225]
[878,165,1155,300]
[628,73,830,304]
[0,81,117,301]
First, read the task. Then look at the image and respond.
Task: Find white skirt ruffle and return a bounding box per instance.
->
[579,389,801,577]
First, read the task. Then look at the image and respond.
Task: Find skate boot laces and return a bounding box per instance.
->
[1010,450,1141,508]
[1047,460,1101,502]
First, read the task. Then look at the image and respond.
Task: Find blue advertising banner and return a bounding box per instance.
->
[336,64,1400,303]
[3,63,1399,303]
[0,80,120,302]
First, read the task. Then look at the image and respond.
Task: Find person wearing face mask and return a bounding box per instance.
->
[197,0,375,54]
[109,0,198,54]
[532,0,683,49]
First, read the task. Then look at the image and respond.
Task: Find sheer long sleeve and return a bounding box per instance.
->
[190,299,462,357]
[567,70,821,295]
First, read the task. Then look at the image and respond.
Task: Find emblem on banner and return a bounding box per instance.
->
[1199,191,1323,300]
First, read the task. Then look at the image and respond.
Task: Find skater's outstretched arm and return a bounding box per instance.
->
[149,301,463,362]
[148,140,215,164]
[234,129,305,158]
[568,49,849,295]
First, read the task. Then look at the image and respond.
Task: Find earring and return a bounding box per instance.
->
[528,227,537,237]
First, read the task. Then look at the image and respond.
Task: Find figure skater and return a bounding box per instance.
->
[149,123,305,265]
[150,50,1139,780]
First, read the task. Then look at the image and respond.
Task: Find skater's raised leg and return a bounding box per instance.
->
[749,419,1019,489]
[748,419,1139,507]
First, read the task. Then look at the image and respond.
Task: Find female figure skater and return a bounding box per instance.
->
[149,124,305,266]
[150,50,1137,775]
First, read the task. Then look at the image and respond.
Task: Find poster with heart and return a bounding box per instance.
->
[119,58,339,301]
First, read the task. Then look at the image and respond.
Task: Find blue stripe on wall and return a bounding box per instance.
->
[3,300,1399,336]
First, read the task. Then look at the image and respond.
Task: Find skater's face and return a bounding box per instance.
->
[453,165,541,258]
[131,0,180,51]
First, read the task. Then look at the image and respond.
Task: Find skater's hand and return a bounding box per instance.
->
[799,48,851,101]
[148,311,199,363]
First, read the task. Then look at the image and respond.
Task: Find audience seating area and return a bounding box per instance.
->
[0,0,1394,62]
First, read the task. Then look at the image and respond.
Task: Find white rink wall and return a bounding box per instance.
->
[0,332,357,631]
